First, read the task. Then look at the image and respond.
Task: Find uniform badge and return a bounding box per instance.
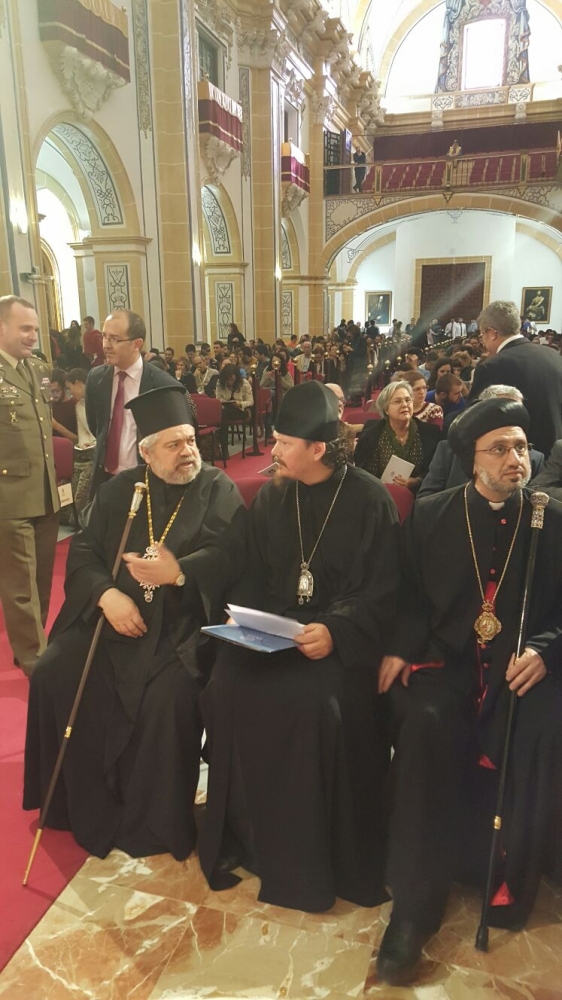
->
[10,410,17,423]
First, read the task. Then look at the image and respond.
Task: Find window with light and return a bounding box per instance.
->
[462,18,507,91]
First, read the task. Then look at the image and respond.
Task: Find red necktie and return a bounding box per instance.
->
[105,371,126,474]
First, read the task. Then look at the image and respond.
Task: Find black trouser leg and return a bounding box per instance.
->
[386,673,473,932]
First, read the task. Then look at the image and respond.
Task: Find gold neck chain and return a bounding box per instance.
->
[464,484,523,645]
[145,466,187,548]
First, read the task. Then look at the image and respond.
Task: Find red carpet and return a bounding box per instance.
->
[0,457,272,970]
[0,539,88,971]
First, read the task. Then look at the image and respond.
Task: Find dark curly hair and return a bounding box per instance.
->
[217,363,243,392]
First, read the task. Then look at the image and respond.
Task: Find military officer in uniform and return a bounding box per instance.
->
[0,296,60,676]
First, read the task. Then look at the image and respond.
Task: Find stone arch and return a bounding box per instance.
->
[516,221,562,261]
[33,111,140,237]
[281,216,301,274]
[318,191,562,273]
[201,183,242,263]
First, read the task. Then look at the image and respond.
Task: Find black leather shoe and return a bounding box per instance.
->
[376,917,432,986]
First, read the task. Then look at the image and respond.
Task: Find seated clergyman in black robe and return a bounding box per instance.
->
[24,384,244,860]
[376,398,562,987]
[199,380,401,913]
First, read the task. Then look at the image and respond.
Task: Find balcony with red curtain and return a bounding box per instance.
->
[281,142,310,215]
[37,0,130,81]
[198,80,243,183]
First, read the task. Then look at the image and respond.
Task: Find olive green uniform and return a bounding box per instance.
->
[0,352,60,674]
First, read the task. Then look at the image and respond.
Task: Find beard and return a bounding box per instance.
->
[150,450,202,485]
[475,463,530,497]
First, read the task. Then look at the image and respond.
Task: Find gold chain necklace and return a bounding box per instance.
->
[295,465,347,604]
[464,484,523,646]
[140,467,187,603]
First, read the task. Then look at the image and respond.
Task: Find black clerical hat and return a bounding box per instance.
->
[125,384,193,438]
[448,398,530,477]
[275,380,339,442]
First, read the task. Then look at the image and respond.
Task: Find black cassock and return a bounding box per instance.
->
[386,484,562,932]
[24,465,244,860]
[199,464,400,912]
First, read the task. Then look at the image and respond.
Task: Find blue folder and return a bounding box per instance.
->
[201,624,296,653]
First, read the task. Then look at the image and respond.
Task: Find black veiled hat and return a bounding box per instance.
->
[125,384,194,439]
[275,380,339,442]
[448,398,530,477]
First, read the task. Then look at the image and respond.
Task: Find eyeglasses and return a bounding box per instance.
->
[102,334,132,345]
[475,443,530,458]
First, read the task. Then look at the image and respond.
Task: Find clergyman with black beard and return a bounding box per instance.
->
[376,398,562,986]
[24,384,245,861]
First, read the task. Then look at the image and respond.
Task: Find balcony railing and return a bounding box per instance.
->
[324,148,559,198]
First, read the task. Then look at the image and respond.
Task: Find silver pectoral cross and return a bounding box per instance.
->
[297,563,314,605]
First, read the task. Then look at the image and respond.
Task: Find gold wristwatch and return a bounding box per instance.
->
[174,572,186,587]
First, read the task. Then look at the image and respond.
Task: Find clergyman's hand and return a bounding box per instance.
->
[98,588,147,638]
[294,623,334,660]
[123,544,182,587]
[505,647,547,697]
[378,655,411,694]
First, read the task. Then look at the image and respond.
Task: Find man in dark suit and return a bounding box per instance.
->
[469,300,562,457]
[85,309,184,498]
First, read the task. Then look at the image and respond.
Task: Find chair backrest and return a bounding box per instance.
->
[236,476,267,508]
[384,482,414,524]
[52,436,74,483]
[427,414,444,431]
[193,394,222,428]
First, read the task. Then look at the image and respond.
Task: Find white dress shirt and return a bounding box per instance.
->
[108,355,143,474]
[496,334,525,354]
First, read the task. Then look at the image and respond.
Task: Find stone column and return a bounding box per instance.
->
[249,66,282,339]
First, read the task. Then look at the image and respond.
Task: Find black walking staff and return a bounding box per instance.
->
[475,489,550,951]
[22,480,148,886]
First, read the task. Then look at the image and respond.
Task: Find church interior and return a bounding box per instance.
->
[1,0,562,997]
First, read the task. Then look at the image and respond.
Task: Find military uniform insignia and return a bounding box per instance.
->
[1,386,19,399]
[10,410,17,423]
[41,376,51,388]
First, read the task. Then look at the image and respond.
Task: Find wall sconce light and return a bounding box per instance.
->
[274,264,282,281]
[192,243,202,266]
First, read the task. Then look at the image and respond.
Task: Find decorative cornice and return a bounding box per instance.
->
[312,92,335,126]
[236,24,292,73]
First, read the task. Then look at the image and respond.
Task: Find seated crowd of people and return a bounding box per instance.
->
[16,298,562,988]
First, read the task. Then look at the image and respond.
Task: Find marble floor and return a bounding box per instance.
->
[1,838,561,1000]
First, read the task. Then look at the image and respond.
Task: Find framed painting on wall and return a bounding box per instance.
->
[521,287,552,325]
[366,291,392,326]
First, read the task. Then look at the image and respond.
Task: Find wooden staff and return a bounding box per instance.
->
[475,490,550,951]
[22,481,148,886]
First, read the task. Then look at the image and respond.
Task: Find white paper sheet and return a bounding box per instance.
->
[227,604,304,640]
[380,455,415,484]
